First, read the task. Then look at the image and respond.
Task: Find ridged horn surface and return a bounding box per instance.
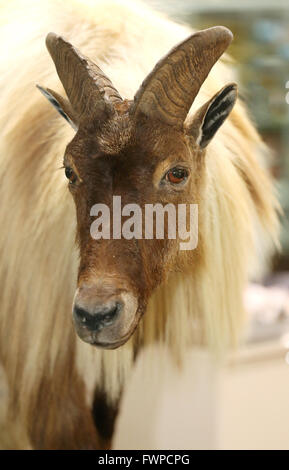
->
[46,33,123,123]
[131,27,233,129]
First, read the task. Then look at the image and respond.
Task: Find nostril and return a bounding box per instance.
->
[102,304,119,325]
[74,305,91,324]
[73,302,121,331]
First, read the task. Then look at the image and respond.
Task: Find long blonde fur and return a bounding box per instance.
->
[0,0,279,446]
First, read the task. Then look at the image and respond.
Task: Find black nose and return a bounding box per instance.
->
[73,302,121,331]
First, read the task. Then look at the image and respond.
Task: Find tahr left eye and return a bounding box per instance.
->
[166,167,188,184]
[65,166,77,184]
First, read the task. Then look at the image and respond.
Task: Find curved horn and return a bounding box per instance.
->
[131,27,233,129]
[45,33,123,124]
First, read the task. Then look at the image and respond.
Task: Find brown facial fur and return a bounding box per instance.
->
[65,111,205,345]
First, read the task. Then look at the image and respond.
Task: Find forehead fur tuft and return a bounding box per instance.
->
[97,115,133,155]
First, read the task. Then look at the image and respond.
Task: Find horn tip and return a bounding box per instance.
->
[212,25,234,43]
[46,32,64,52]
[191,26,234,51]
[46,31,58,43]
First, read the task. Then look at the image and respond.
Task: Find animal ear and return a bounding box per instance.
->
[186,83,237,148]
[36,85,78,130]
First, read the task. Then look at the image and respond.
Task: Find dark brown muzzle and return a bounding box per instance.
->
[72,281,138,348]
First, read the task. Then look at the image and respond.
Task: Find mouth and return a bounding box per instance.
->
[85,336,132,349]
[75,327,134,349]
